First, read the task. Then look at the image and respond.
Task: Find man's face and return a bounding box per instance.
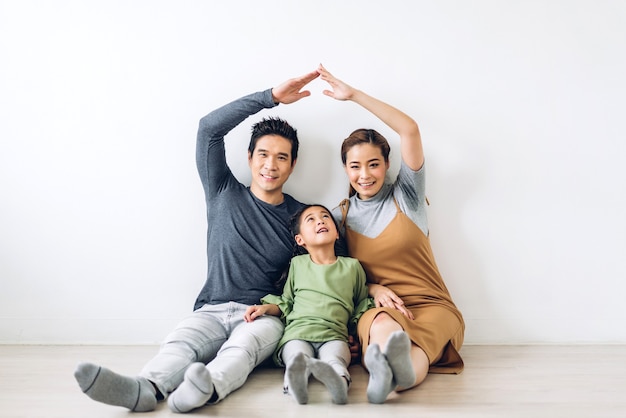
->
[248,135,295,201]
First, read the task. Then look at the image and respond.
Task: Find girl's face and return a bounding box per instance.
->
[344,143,389,200]
[295,206,339,249]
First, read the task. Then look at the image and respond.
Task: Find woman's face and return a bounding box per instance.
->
[344,143,389,200]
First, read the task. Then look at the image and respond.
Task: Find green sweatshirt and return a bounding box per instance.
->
[262,255,374,364]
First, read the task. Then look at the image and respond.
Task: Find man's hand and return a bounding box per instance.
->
[271,70,320,104]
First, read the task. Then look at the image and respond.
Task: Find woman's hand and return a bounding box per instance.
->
[318,64,356,101]
[369,284,415,320]
[319,64,424,170]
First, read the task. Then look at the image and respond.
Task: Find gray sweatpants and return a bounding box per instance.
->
[280,339,351,388]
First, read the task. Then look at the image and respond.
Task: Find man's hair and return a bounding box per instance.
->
[249,117,299,164]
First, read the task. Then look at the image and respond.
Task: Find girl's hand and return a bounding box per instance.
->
[244,303,281,322]
[318,64,355,101]
[244,305,265,322]
[369,284,415,320]
[348,335,361,365]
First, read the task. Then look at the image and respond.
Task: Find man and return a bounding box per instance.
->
[74,69,320,413]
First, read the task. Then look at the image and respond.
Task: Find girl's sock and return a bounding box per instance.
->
[285,352,309,404]
[308,358,348,404]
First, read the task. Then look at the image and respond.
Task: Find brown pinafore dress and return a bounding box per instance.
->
[341,198,465,374]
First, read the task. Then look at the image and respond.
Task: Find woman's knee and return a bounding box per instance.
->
[370,312,401,333]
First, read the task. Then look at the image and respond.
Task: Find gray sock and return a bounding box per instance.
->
[364,344,395,404]
[74,362,156,412]
[167,363,214,413]
[308,358,348,404]
[384,330,417,388]
[285,352,309,404]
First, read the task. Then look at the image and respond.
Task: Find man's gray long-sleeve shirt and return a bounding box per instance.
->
[193,89,304,310]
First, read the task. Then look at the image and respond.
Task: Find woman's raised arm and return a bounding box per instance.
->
[318,64,424,170]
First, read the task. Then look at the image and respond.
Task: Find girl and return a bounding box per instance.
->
[244,204,373,405]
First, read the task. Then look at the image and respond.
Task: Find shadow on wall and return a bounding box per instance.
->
[425,132,500,345]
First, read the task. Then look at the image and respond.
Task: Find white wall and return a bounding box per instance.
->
[1,0,625,344]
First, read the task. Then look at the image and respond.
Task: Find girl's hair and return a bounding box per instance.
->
[275,204,341,290]
[340,128,391,197]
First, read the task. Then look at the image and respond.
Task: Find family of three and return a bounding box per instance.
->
[74,64,465,412]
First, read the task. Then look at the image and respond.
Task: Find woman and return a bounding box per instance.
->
[319,64,464,404]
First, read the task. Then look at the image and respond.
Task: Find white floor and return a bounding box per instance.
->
[1,344,625,418]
